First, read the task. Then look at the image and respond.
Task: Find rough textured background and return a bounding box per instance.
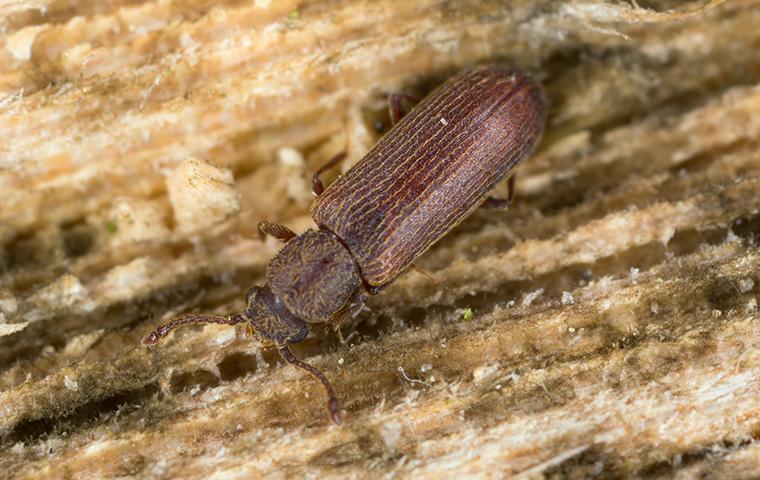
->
[1,0,759,478]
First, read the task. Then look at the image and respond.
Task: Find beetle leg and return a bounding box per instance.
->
[243,323,255,337]
[480,196,510,209]
[410,263,434,279]
[348,290,369,318]
[333,320,359,345]
[258,220,296,243]
[312,150,347,197]
[328,305,350,342]
[388,93,419,126]
[335,324,346,344]
[364,282,388,296]
[279,345,342,424]
[142,313,246,345]
[329,288,367,342]
[480,175,516,210]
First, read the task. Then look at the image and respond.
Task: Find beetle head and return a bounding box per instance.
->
[243,285,342,424]
[243,285,309,345]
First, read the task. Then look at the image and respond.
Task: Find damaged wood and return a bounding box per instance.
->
[0,0,758,478]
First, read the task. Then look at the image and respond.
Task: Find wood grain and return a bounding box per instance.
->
[1,0,758,478]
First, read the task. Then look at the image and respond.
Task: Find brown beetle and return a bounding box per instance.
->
[143,65,547,424]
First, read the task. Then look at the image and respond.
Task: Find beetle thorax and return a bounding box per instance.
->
[266,229,361,324]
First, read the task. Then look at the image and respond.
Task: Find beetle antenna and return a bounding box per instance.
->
[142,313,246,345]
[278,346,342,425]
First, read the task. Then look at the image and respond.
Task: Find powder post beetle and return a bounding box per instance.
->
[143,65,547,424]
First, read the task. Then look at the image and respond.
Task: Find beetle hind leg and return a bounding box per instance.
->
[411,263,434,279]
[328,289,367,344]
[480,197,510,210]
[480,175,516,210]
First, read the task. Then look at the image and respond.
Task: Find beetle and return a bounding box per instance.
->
[142,65,547,424]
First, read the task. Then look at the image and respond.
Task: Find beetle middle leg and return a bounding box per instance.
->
[480,175,516,210]
[328,289,367,343]
[258,220,296,243]
[312,150,347,197]
[313,91,417,195]
[388,93,419,126]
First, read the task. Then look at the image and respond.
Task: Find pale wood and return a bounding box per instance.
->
[1,0,758,478]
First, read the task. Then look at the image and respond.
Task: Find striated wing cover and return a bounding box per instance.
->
[311,65,546,287]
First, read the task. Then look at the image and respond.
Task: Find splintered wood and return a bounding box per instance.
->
[1,1,758,479]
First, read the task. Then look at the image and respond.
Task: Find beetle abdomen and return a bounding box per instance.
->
[311,65,546,288]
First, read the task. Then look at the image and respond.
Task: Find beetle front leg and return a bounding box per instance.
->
[258,220,297,243]
[278,345,342,424]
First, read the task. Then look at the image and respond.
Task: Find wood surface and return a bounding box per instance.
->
[0,0,758,478]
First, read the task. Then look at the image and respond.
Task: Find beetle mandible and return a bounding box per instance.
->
[143,65,547,424]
